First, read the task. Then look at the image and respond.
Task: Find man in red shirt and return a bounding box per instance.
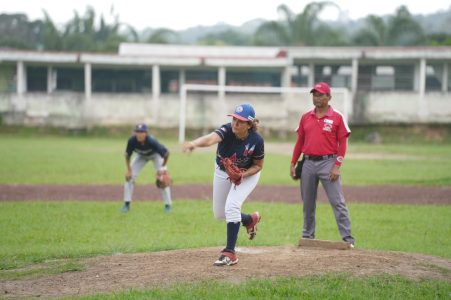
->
[290,82,355,247]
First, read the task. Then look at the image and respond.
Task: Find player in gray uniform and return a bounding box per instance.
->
[290,82,354,246]
[121,123,172,213]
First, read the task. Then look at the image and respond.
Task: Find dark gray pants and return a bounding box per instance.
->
[300,157,354,243]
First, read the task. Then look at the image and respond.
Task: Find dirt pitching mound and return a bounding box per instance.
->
[2,246,450,298]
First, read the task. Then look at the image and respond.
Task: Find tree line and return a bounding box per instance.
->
[0,2,450,53]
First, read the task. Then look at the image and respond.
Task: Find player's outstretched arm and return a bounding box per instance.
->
[182,132,222,153]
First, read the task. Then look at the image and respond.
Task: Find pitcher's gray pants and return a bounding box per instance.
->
[123,153,172,206]
[300,157,354,243]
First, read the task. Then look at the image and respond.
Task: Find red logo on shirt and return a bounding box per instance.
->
[244,144,255,156]
[323,123,333,132]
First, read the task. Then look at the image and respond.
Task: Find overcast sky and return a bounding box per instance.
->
[2,0,451,30]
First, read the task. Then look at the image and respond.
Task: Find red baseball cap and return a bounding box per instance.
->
[310,82,331,94]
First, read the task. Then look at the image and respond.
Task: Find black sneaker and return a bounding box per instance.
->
[120,203,130,213]
[343,236,355,248]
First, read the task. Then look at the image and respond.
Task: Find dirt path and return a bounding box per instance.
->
[1,184,450,204]
[1,246,450,298]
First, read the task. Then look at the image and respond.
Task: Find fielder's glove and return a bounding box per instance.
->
[156,169,172,188]
[222,157,244,186]
[293,158,305,180]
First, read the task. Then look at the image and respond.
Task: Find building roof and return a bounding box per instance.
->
[288,46,451,62]
[1,45,450,68]
[118,43,285,59]
[0,47,288,68]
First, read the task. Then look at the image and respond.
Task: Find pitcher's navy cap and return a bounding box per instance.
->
[134,123,148,132]
[227,104,255,121]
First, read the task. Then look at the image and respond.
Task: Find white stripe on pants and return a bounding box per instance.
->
[213,164,260,223]
[123,153,172,205]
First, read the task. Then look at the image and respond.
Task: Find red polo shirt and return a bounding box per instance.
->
[291,106,351,166]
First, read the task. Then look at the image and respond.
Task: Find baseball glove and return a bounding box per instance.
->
[156,169,172,188]
[293,157,305,180]
[222,157,244,186]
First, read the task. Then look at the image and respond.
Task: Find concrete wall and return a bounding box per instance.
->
[0,91,450,130]
[0,93,314,129]
[364,92,451,123]
[1,92,85,128]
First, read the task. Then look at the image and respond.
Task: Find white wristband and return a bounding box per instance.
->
[159,166,167,171]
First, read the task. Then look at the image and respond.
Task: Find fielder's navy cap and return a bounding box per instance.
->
[227,103,255,122]
[134,123,148,132]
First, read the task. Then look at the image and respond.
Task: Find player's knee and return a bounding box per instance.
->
[224,204,241,222]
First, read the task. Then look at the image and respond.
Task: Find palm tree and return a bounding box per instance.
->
[253,20,289,45]
[61,8,96,51]
[119,22,139,43]
[197,30,251,45]
[41,10,63,50]
[0,13,42,49]
[146,28,179,44]
[58,7,131,52]
[353,15,387,46]
[353,6,425,46]
[253,1,345,46]
[386,6,425,45]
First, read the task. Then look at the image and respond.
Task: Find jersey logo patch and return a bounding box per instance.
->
[323,123,333,132]
[244,144,255,156]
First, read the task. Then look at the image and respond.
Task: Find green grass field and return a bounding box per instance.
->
[76,274,451,300]
[1,201,450,298]
[1,134,450,298]
[1,201,450,271]
[1,135,451,185]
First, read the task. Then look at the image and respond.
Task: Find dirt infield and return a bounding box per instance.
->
[1,246,450,298]
[1,184,450,204]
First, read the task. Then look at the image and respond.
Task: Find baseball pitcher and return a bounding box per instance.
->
[182,103,263,266]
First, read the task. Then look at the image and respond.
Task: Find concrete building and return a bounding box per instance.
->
[0,44,450,130]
